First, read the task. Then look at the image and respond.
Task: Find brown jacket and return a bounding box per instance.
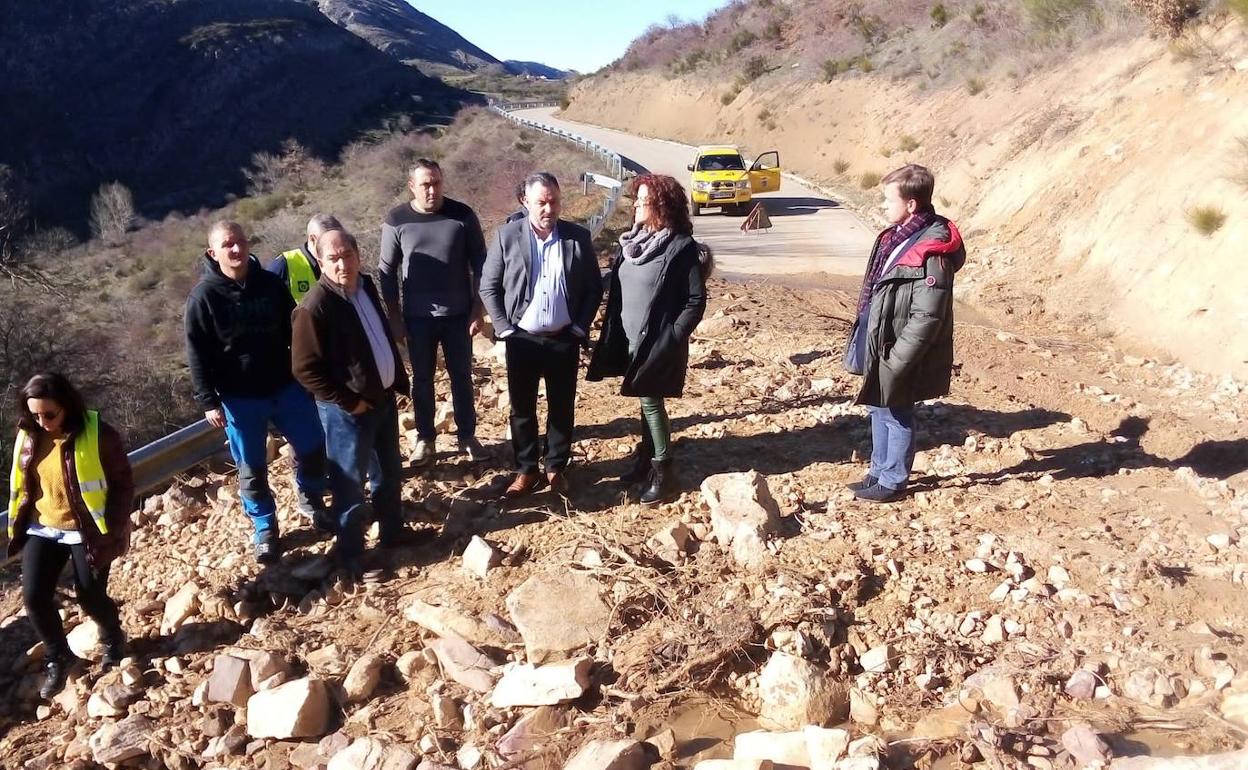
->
[7,421,134,568]
[292,273,409,412]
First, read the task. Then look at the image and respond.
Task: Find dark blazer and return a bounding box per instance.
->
[587,235,707,398]
[292,274,410,413]
[7,421,134,569]
[478,218,603,338]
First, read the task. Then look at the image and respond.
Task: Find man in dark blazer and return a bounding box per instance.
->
[479,172,603,498]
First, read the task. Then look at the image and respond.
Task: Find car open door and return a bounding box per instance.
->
[748,151,781,194]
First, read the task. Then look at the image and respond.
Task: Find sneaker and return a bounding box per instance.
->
[412,438,436,467]
[845,474,879,493]
[254,530,281,564]
[457,436,489,462]
[853,482,905,503]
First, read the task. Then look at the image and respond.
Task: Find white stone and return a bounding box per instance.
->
[327,736,419,770]
[803,726,850,770]
[506,571,610,663]
[344,653,387,703]
[246,677,330,739]
[208,654,253,707]
[733,730,809,767]
[1220,691,1248,729]
[67,620,103,661]
[161,581,200,635]
[858,644,893,674]
[757,652,849,729]
[429,636,500,693]
[1111,749,1248,769]
[964,559,990,573]
[432,695,463,729]
[491,657,592,708]
[87,691,124,718]
[462,536,504,578]
[1061,724,1112,766]
[701,471,782,568]
[89,715,155,764]
[404,599,513,648]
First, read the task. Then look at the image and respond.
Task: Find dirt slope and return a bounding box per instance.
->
[563,22,1248,379]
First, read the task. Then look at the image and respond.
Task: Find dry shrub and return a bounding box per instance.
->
[1185,205,1226,236]
[859,171,882,189]
[1126,0,1199,34]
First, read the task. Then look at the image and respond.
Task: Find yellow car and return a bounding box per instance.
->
[686,145,781,216]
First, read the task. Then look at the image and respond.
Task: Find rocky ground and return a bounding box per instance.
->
[1,277,1246,770]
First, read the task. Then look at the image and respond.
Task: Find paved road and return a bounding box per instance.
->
[514,107,876,280]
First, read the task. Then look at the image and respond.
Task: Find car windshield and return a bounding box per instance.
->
[697,154,745,171]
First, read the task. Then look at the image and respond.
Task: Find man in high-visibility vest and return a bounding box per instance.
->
[269,214,340,303]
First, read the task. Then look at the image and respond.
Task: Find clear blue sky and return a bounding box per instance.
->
[408,1,733,73]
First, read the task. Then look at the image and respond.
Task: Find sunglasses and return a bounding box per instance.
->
[31,409,63,421]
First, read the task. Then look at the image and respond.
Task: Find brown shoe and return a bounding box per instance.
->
[504,472,544,499]
[546,470,568,495]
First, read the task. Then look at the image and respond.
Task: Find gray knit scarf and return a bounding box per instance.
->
[618,223,673,265]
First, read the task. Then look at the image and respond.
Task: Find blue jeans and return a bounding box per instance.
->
[317,393,403,558]
[221,381,326,540]
[868,405,916,491]
[405,315,476,441]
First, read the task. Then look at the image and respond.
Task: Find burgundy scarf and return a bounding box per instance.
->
[855,210,935,316]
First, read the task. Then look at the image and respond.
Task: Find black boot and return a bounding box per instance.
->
[616,438,654,485]
[101,627,127,668]
[640,459,676,506]
[39,655,78,699]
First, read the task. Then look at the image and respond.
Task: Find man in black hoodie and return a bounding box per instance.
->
[185,221,328,563]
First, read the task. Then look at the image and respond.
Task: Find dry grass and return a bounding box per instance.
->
[860,171,882,189]
[833,158,851,174]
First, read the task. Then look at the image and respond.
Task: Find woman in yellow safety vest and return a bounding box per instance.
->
[6,373,134,698]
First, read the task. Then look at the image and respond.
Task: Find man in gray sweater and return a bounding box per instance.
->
[379,159,488,465]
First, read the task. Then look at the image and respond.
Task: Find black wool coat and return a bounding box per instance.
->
[587,234,707,398]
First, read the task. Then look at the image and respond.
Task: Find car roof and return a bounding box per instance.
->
[696,145,742,155]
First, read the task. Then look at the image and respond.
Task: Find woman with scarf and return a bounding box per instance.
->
[588,174,712,504]
[7,373,133,697]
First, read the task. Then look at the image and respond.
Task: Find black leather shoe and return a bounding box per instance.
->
[40,655,79,699]
[617,446,654,485]
[853,483,905,503]
[846,474,879,493]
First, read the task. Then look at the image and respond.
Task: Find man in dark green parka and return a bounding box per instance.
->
[844,164,966,502]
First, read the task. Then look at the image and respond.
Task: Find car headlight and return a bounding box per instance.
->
[694,181,710,191]
[735,179,749,189]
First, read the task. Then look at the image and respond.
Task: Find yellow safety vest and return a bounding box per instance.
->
[8,410,110,539]
[282,248,317,302]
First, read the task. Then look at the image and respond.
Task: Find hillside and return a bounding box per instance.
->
[0,0,466,232]
[563,0,1248,379]
[312,0,499,71]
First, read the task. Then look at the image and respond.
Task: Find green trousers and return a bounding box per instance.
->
[640,397,671,462]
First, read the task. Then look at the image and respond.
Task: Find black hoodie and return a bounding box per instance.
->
[184,254,297,409]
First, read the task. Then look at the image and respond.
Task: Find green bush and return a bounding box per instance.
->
[1186,205,1227,236]
[1230,0,1248,21]
[857,56,874,73]
[757,108,773,122]
[967,76,986,95]
[1127,0,1198,36]
[970,3,988,25]
[721,88,740,105]
[931,3,950,27]
[833,158,851,174]
[859,171,882,189]
[898,135,921,152]
[764,19,784,39]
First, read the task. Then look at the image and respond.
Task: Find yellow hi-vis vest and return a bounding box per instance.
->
[282,248,317,302]
[8,410,110,539]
